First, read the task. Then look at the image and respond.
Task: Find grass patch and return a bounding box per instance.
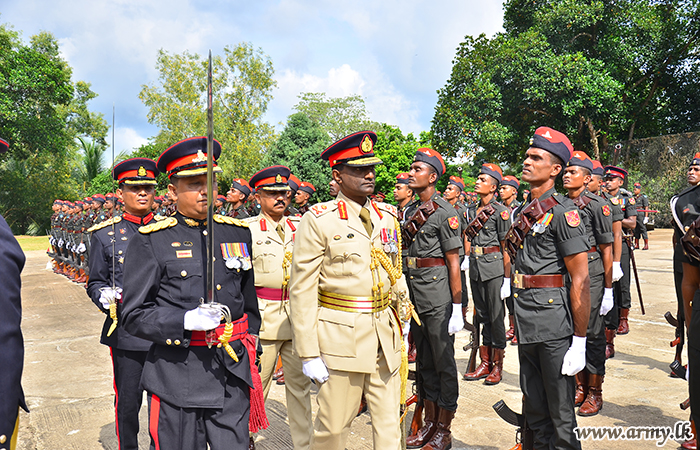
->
[16,235,50,252]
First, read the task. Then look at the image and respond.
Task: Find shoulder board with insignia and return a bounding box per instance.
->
[375,202,398,217]
[309,201,337,218]
[139,217,177,234]
[213,214,249,228]
[87,215,122,233]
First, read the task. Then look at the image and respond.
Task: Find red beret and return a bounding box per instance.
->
[530,127,573,163]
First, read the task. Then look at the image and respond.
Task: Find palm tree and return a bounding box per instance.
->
[77,136,106,188]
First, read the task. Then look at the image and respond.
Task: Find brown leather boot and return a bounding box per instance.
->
[575,370,588,407]
[605,329,615,359]
[422,407,455,450]
[409,401,424,436]
[272,356,283,380]
[406,399,437,448]
[506,315,515,341]
[484,348,504,385]
[276,373,285,385]
[248,436,255,450]
[681,420,697,449]
[408,339,417,363]
[578,374,603,416]
[463,346,491,380]
[617,308,630,335]
[642,239,649,250]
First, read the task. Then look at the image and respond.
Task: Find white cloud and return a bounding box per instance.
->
[115,127,149,155]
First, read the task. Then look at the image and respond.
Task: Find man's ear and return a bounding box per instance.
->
[168,183,178,203]
[116,188,123,201]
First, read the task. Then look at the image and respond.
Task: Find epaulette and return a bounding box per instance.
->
[88,215,122,233]
[213,214,249,228]
[375,202,398,217]
[308,201,337,218]
[139,217,177,234]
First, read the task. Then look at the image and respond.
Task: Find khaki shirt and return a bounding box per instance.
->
[289,191,408,374]
[246,213,300,341]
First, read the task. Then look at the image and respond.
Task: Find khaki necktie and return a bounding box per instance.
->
[359,207,373,236]
[276,223,285,242]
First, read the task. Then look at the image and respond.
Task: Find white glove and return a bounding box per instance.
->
[448,303,464,335]
[77,242,86,253]
[183,306,222,331]
[643,217,649,225]
[302,357,329,383]
[58,238,64,247]
[600,288,614,316]
[612,261,624,282]
[501,278,511,299]
[460,257,469,272]
[402,321,410,338]
[686,365,690,382]
[98,287,122,309]
[561,336,587,376]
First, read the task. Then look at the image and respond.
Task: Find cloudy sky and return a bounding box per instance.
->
[2,0,503,155]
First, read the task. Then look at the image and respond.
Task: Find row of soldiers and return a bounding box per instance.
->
[40,127,661,450]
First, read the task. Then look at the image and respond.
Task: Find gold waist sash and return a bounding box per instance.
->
[318,289,391,313]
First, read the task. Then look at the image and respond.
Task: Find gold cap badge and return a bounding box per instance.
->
[275,174,282,183]
[361,135,373,153]
[137,166,147,177]
[192,149,207,163]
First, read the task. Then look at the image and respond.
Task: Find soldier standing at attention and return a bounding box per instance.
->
[226,178,252,219]
[463,164,511,386]
[289,131,410,450]
[499,175,521,343]
[246,165,312,450]
[562,152,614,417]
[87,158,160,450]
[633,182,650,250]
[505,127,590,449]
[602,166,636,336]
[394,173,414,224]
[404,148,463,450]
[121,137,264,450]
[328,179,340,198]
[443,176,470,313]
[295,182,316,215]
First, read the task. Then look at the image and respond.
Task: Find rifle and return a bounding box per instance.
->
[665,311,684,371]
[463,309,479,374]
[493,400,533,450]
[625,237,645,315]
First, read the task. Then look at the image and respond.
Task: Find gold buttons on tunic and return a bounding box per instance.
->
[174,340,181,346]
[203,230,208,236]
[514,294,518,298]
[166,339,172,345]
[216,284,221,291]
[181,270,187,277]
[118,250,123,255]
[548,299,553,304]
[410,276,414,279]
[0,435,6,444]
[433,276,437,280]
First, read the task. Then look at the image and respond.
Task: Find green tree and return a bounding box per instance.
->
[75,136,106,189]
[293,93,380,142]
[139,43,278,180]
[432,0,700,166]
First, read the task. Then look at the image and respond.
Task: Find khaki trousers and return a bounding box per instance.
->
[312,351,400,450]
[259,338,312,450]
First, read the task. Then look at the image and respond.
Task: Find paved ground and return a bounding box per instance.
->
[14,228,693,449]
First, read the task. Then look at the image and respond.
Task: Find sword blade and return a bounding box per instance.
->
[206,50,215,305]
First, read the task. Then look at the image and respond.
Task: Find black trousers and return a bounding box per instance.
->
[412,301,459,411]
[147,375,250,450]
[519,337,581,450]
[689,290,700,426]
[460,256,469,310]
[586,271,606,375]
[111,348,148,450]
[470,275,506,349]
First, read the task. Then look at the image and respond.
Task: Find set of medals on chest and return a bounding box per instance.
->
[330,228,399,254]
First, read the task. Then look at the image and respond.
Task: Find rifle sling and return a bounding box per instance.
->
[465,203,496,241]
[504,196,558,260]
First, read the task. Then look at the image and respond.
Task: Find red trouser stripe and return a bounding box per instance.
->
[149,394,161,450]
[110,348,121,448]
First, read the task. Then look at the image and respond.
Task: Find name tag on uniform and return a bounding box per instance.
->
[176,250,193,258]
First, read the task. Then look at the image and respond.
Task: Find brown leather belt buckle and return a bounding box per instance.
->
[406,257,417,269]
[472,246,483,255]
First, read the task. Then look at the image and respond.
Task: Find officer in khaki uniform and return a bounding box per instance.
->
[246,165,312,450]
[289,131,410,450]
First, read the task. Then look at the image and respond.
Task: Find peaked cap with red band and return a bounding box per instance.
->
[157,136,222,178]
[480,163,503,184]
[604,165,627,179]
[414,148,446,178]
[530,126,573,163]
[113,158,159,185]
[633,182,642,188]
[0,138,8,153]
[691,152,700,167]
[502,175,520,189]
[249,165,291,191]
[591,160,605,177]
[321,131,382,167]
[567,150,594,172]
[298,182,316,195]
[287,174,300,192]
[230,178,252,197]
[448,176,465,191]
[396,172,410,185]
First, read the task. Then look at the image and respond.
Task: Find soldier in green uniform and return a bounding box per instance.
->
[394,173,414,224]
[602,166,636,336]
[295,182,315,215]
[563,152,614,417]
[226,178,252,219]
[404,148,463,450]
[442,176,470,317]
[463,164,511,386]
[633,182,650,250]
[499,175,521,343]
[505,127,590,449]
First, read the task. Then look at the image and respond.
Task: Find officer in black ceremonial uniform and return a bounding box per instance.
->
[563,152,614,417]
[602,166,636,337]
[463,164,511,386]
[121,137,264,450]
[505,127,590,449]
[0,137,28,450]
[404,147,463,450]
[87,158,160,450]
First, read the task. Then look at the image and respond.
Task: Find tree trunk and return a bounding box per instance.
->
[586,117,600,160]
